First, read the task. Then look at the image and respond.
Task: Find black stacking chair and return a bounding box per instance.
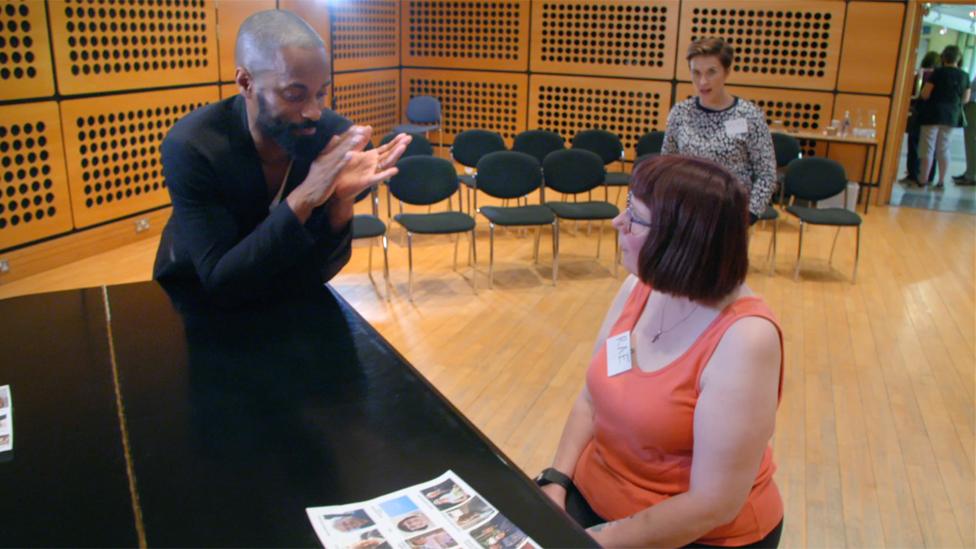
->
[512,130,565,165]
[380,131,433,218]
[451,129,506,215]
[474,151,556,287]
[756,132,802,274]
[388,156,477,300]
[394,95,442,149]
[635,130,665,166]
[784,157,862,282]
[350,186,389,300]
[543,149,619,283]
[571,129,628,202]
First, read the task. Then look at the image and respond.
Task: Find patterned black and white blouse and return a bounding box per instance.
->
[661,97,776,216]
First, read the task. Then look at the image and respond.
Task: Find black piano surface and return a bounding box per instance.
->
[0,281,595,547]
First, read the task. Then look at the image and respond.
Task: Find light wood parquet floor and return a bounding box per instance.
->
[0,195,972,548]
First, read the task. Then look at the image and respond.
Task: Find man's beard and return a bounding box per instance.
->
[256,94,321,158]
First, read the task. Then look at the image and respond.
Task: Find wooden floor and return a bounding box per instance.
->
[0,197,973,548]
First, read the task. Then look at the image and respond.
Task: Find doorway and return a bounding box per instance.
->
[890,3,976,214]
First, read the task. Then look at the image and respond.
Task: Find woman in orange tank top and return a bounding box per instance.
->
[537,155,784,547]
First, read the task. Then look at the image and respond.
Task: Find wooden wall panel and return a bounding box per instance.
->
[0,0,55,101]
[531,75,671,161]
[676,1,845,91]
[214,0,274,82]
[829,94,890,182]
[529,0,679,80]
[402,69,528,144]
[220,82,238,99]
[277,0,330,54]
[837,1,904,95]
[0,102,73,250]
[334,70,400,145]
[60,86,220,228]
[674,83,832,157]
[401,0,530,71]
[48,0,219,96]
[332,0,399,72]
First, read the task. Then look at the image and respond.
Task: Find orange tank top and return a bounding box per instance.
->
[574,282,784,546]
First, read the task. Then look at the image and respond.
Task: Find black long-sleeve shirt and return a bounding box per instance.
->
[153,95,353,303]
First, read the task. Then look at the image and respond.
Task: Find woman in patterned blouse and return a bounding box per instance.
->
[661,38,776,225]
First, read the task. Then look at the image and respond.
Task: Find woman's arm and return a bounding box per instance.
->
[587,316,781,547]
[920,81,934,101]
[745,112,778,215]
[541,387,597,508]
[660,107,681,155]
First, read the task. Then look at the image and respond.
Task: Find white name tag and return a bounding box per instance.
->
[605,332,632,377]
[724,117,748,137]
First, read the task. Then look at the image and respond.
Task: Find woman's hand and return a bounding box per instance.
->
[540,483,567,510]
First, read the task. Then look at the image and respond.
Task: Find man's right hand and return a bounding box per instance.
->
[287,125,371,223]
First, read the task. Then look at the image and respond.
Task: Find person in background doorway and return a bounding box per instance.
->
[901,51,941,185]
[952,75,976,186]
[917,45,971,190]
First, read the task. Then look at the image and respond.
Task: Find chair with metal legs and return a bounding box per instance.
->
[757,132,803,274]
[394,95,443,149]
[350,186,390,300]
[388,156,477,301]
[783,157,862,282]
[571,129,628,202]
[452,129,506,215]
[542,149,620,284]
[512,129,565,165]
[379,131,433,219]
[474,151,556,287]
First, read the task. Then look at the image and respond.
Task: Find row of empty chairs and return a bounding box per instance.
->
[351,123,862,302]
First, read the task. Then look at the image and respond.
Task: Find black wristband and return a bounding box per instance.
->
[534,467,573,491]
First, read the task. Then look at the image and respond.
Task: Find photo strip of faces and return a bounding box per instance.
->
[307,471,539,549]
[0,386,11,453]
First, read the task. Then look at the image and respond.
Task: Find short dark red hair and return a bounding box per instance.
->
[630,154,749,302]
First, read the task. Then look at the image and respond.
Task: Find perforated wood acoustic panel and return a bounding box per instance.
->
[676,1,844,91]
[402,69,528,145]
[332,0,399,72]
[60,86,220,228]
[0,0,55,101]
[334,69,399,146]
[215,0,274,82]
[529,0,678,80]
[0,102,72,250]
[278,0,330,55]
[837,1,904,95]
[48,0,218,95]
[402,0,530,71]
[674,83,831,158]
[220,82,238,99]
[530,75,670,162]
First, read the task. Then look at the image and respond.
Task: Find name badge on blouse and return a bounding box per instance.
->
[724,117,748,137]
[606,332,632,376]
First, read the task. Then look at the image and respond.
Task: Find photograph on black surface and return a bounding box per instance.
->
[469,514,528,549]
[347,529,391,549]
[445,496,496,530]
[396,511,433,533]
[420,478,471,511]
[321,509,376,533]
[406,527,459,549]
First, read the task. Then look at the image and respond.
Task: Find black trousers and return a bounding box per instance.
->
[565,482,783,548]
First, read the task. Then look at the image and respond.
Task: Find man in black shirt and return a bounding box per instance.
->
[153,10,410,303]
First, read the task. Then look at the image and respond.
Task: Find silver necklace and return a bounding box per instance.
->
[652,295,699,343]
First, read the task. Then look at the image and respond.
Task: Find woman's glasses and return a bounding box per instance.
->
[626,192,652,233]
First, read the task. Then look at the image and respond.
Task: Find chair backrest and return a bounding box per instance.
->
[512,130,565,164]
[784,157,847,203]
[388,156,458,206]
[381,131,433,157]
[542,149,606,195]
[636,131,665,157]
[405,95,441,124]
[771,132,802,168]
[451,130,506,168]
[475,151,542,199]
[571,129,623,166]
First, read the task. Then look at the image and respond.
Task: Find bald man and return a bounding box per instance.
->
[153,10,410,303]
